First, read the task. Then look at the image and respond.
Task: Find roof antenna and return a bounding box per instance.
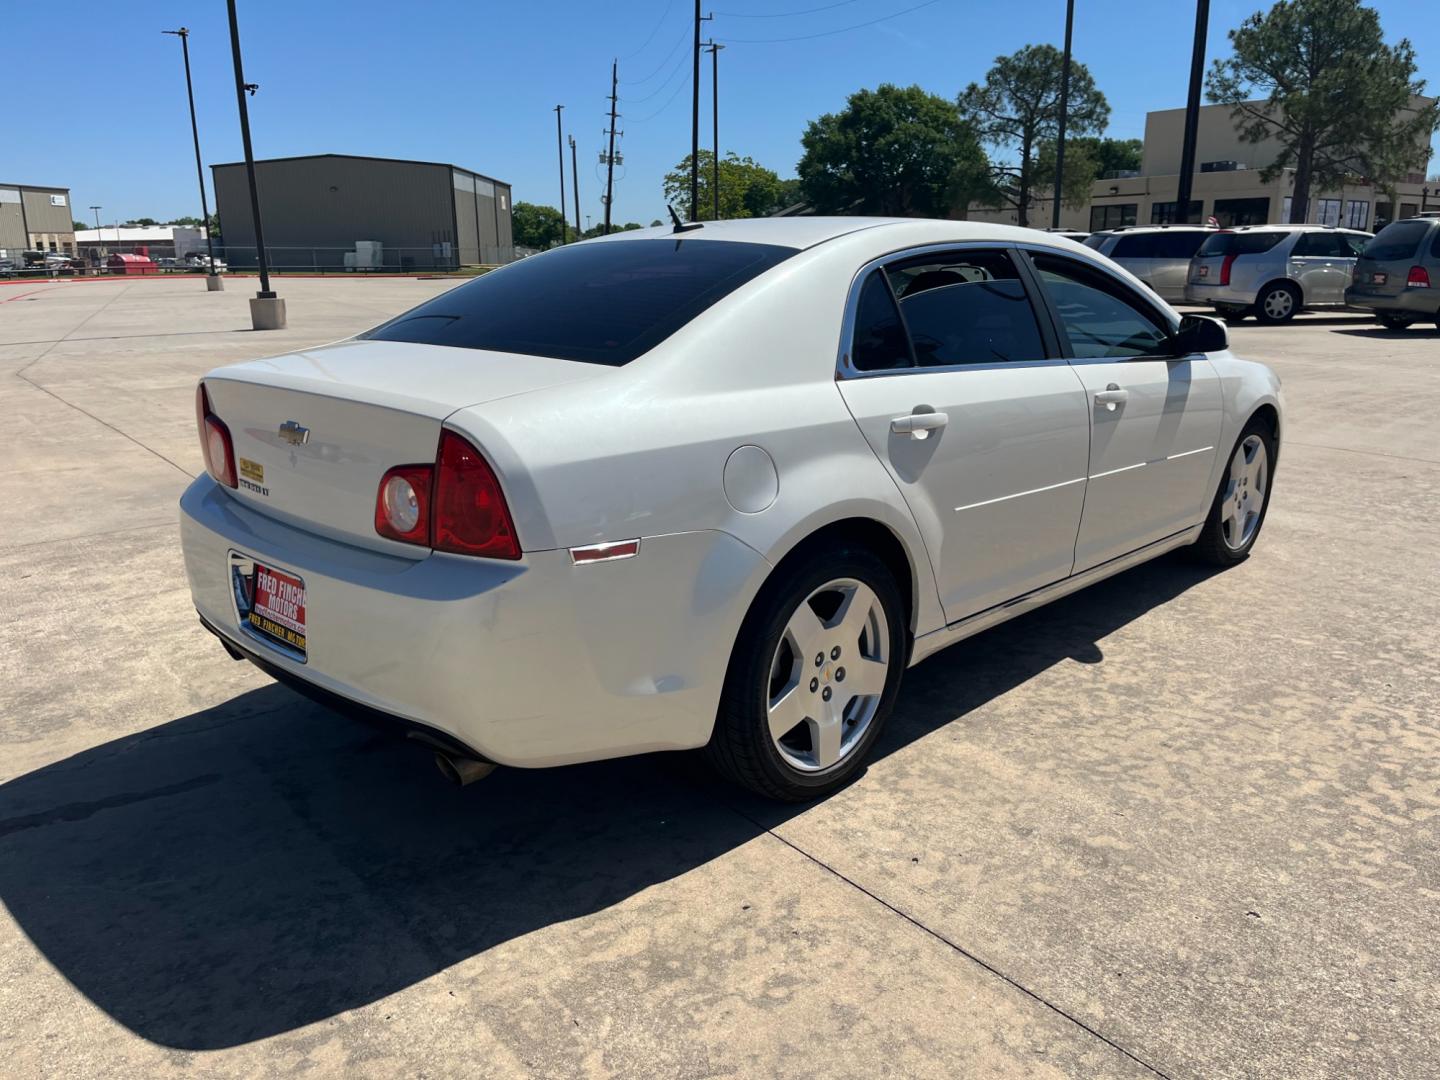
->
[667,203,704,234]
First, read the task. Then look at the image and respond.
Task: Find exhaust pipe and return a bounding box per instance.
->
[433,751,496,786]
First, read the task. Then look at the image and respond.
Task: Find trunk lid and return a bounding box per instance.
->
[203,339,604,553]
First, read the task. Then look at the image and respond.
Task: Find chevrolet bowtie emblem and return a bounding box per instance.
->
[278,420,310,446]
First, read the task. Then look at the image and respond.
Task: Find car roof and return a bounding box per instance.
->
[580,216,1096,252]
[1095,225,1216,235]
[1222,224,1369,234]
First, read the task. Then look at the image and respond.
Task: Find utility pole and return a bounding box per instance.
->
[705,41,725,221]
[553,105,567,245]
[1051,0,1074,230]
[603,60,620,235]
[1176,0,1210,225]
[569,134,581,240]
[164,27,222,290]
[90,206,101,228]
[225,0,283,329]
[690,4,712,221]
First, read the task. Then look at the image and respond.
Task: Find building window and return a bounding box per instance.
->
[1089,203,1137,231]
[1314,199,1341,226]
[1401,203,1420,219]
[1213,197,1270,227]
[1150,200,1203,224]
[1343,201,1369,229]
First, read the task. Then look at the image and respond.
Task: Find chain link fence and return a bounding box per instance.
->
[3,241,513,279]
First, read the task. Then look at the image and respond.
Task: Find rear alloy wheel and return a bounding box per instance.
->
[1378,313,1417,331]
[1191,420,1275,565]
[709,548,905,801]
[1254,283,1300,325]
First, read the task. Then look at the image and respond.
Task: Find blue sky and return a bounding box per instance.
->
[4,0,1437,230]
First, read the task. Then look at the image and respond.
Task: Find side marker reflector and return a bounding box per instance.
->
[570,539,641,564]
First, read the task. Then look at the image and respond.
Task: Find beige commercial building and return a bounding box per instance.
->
[971,99,1437,232]
[0,183,76,257]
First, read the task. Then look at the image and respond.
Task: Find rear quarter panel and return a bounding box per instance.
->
[447,235,947,639]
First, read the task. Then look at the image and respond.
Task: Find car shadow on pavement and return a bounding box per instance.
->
[0,554,1219,1051]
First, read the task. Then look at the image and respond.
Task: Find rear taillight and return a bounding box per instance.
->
[1406,265,1430,288]
[433,430,520,559]
[195,382,237,488]
[375,464,433,545]
[373,430,520,560]
[1219,253,1238,286]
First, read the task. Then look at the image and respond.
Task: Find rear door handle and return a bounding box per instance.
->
[891,411,949,439]
[1093,384,1129,411]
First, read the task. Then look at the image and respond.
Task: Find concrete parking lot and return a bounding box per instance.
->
[1,275,1437,1079]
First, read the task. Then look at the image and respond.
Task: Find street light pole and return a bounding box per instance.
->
[1051,0,1074,229]
[569,135,582,240]
[705,41,725,221]
[225,0,284,328]
[90,206,101,228]
[1175,0,1210,225]
[554,105,567,245]
[163,27,223,291]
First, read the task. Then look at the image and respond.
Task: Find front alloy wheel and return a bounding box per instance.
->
[1220,434,1269,550]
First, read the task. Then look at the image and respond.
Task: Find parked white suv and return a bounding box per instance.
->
[1082,226,1216,302]
[1185,225,1370,324]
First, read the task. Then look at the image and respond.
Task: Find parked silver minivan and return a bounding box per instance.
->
[1082,226,1215,302]
[1345,217,1440,330]
[1185,225,1370,324]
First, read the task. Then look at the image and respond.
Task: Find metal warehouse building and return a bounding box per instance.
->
[1,182,76,257]
[211,154,513,271]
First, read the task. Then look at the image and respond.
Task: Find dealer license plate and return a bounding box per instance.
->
[246,562,307,657]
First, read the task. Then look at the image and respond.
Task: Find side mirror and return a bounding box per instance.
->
[1173,313,1227,355]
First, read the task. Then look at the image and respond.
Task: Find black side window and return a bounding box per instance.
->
[1430,227,1440,259]
[1031,254,1173,360]
[888,250,1046,367]
[1112,234,1157,259]
[850,270,913,372]
[1155,232,1208,259]
[1294,233,1348,258]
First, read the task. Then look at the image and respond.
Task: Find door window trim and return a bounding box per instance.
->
[836,241,1064,379]
[1014,244,1185,365]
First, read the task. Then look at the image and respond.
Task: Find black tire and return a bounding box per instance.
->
[1254,282,1301,325]
[707,544,907,801]
[1190,416,1277,566]
[1378,312,1417,331]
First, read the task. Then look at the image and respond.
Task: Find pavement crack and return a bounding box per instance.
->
[1285,440,1440,466]
[727,803,1177,1080]
[0,774,221,840]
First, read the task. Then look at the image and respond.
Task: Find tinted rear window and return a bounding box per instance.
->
[1196,232,1285,257]
[1363,220,1433,261]
[363,238,796,365]
[1082,234,1110,250]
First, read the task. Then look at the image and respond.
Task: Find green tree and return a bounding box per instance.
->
[511,201,567,249]
[72,219,89,231]
[960,45,1110,227]
[662,151,786,220]
[578,222,644,240]
[123,217,160,227]
[170,215,205,227]
[1033,136,1143,210]
[797,84,992,217]
[1207,0,1438,224]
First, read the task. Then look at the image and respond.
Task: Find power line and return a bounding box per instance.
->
[622,23,690,83]
[619,46,690,103]
[713,0,863,17]
[718,0,947,43]
[619,0,678,61]
[627,70,692,124]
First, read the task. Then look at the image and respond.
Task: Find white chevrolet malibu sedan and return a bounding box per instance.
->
[181,218,1281,800]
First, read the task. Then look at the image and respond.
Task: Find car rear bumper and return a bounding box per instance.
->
[1184,282,1258,307]
[1343,286,1436,315]
[179,476,768,767]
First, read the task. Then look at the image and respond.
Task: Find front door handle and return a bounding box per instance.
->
[891,411,949,439]
[1094,384,1129,411]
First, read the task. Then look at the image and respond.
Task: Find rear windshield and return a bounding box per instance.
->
[1362,220,1433,261]
[363,238,797,365]
[1196,232,1285,257]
